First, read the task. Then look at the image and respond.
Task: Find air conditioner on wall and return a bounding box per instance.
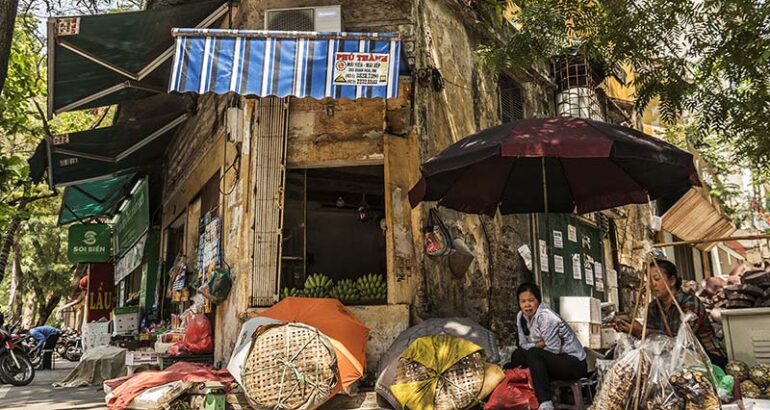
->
[265,5,342,32]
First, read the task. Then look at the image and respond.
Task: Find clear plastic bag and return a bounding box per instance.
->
[614,333,638,360]
[666,313,720,410]
[589,347,650,410]
[640,335,682,410]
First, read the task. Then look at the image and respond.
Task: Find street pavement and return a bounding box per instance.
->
[0,358,107,410]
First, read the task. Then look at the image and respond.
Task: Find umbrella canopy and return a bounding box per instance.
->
[408,117,701,215]
[376,318,500,410]
[260,297,369,390]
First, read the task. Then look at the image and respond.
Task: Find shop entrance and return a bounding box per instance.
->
[281,165,387,303]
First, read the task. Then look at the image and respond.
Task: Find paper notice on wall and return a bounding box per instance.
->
[594,262,604,291]
[572,254,582,279]
[554,255,565,273]
[539,240,549,272]
[333,52,390,86]
[553,231,564,248]
[518,244,533,271]
[585,259,595,285]
[568,225,577,242]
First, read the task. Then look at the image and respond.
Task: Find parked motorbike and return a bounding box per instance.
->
[0,325,35,386]
[56,329,82,362]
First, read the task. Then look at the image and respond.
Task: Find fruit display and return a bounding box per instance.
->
[280,287,304,299]
[356,273,387,302]
[330,279,361,304]
[726,360,750,383]
[741,380,762,399]
[750,363,770,389]
[304,273,334,298]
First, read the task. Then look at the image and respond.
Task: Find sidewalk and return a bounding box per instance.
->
[0,358,107,410]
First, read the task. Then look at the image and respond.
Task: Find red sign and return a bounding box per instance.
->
[87,263,115,322]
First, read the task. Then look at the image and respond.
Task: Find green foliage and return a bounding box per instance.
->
[474,0,770,172]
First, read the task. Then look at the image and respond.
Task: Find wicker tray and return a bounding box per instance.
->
[242,323,338,410]
[394,351,485,410]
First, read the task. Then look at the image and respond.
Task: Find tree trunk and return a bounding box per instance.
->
[0,0,19,95]
[0,215,22,282]
[8,243,23,324]
[33,286,61,327]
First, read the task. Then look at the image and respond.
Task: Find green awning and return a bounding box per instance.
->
[28,111,188,187]
[58,173,135,225]
[47,0,227,117]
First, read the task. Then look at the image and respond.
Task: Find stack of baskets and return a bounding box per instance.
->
[394,351,486,410]
[241,323,339,410]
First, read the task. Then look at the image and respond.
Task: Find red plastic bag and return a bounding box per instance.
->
[170,314,214,356]
[484,368,539,410]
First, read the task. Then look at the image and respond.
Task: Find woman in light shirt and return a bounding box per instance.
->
[505,283,588,410]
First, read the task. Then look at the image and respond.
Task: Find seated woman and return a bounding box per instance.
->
[506,283,588,410]
[615,259,727,369]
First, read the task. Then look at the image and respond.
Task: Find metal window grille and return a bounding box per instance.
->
[498,75,524,124]
[266,9,315,31]
[551,57,604,121]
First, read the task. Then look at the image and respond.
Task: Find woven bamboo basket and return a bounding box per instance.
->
[242,323,339,410]
[394,351,485,410]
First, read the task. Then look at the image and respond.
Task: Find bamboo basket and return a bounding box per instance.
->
[242,323,338,410]
[394,351,486,410]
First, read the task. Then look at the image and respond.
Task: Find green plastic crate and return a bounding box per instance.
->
[205,394,225,410]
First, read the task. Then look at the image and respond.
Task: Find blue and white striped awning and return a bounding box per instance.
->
[169,29,402,99]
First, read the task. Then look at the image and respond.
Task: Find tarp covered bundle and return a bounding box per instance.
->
[377,318,502,410]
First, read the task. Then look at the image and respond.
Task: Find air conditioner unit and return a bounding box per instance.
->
[265,5,342,32]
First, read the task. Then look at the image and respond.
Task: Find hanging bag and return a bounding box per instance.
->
[423,208,455,257]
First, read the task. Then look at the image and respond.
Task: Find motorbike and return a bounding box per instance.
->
[0,325,35,386]
[56,329,82,362]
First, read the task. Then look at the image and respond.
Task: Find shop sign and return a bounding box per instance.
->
[115,233,147,283]
[333,52,390,86]
[67,224,111,263]
[114,178,149,256]
[87,263,115,322]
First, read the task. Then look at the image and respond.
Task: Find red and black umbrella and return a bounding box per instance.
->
[408,117,700,215]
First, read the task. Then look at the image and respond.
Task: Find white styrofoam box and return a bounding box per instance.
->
[721,307,770,366]
[113,309,140,335]
[568,321,601,349]
[154,341,174,355]
[560,297,601,324]
[601,327,618,349]
[82,332,111,351]
[125,351,160,366]
[83,321,112,335]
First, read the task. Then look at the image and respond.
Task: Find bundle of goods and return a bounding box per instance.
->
[389,335,503,410]
[241,323,338,410]
[725,360,750,383]
[330,279,361,304]
[723,284,765,309]
[745,363,770,398]
[641,335,681,410]
[668,369,720,410]
[589,347,650,410]
[278,273,387,303]
[737,270,770,308]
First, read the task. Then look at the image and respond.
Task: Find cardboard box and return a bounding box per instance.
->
[567,321,601,349]
[560,297,601,324]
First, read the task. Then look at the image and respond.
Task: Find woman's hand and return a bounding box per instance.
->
[614,319,642,336]
[535,340,545,349]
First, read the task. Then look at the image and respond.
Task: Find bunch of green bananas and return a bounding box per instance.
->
[356,273,386,302]
[280,287,304,300]
[304,273,333,298]
[330,279,361,304]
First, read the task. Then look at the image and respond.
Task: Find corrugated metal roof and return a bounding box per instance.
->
[662,188,736,251]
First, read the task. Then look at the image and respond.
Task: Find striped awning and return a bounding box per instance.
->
[169,29,402,99]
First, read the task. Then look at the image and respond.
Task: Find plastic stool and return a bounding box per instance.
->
[550,378,594,410]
